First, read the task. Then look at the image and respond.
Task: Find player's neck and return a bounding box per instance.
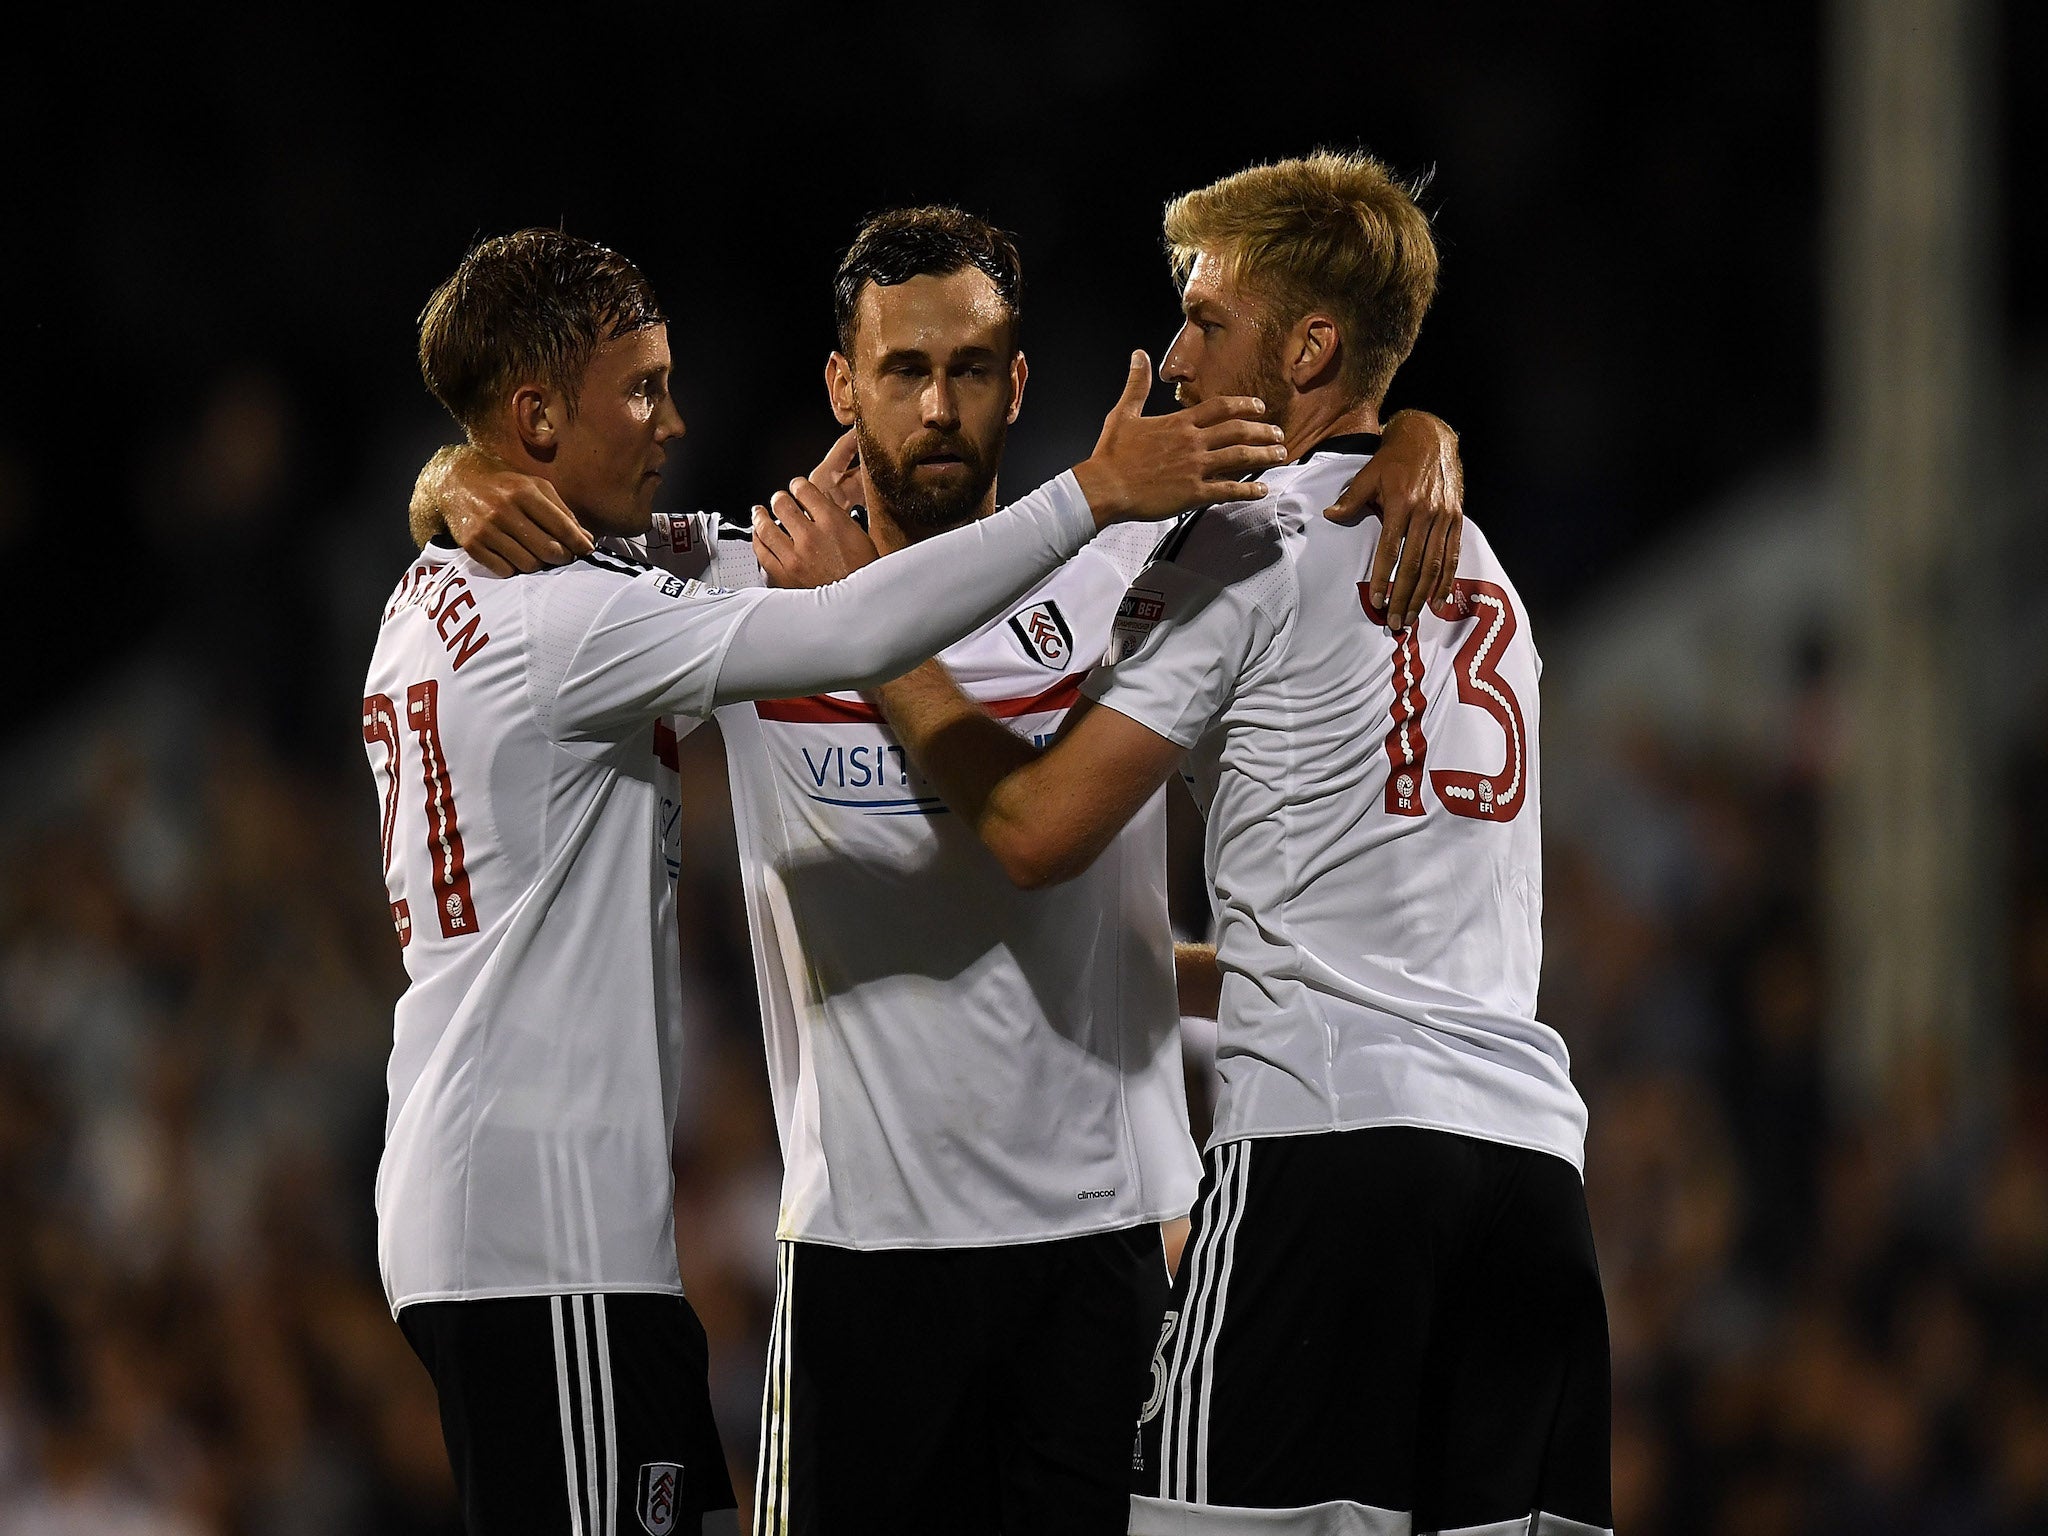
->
[867,481,1000,555]
[472,428,550,483]
[471,432,576,516]
[1281,394,1382,463]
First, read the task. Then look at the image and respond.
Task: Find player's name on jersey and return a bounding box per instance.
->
[383,557,491,670]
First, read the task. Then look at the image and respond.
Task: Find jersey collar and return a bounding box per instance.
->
[1298,431,1382,463]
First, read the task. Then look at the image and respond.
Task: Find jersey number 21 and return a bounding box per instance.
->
[363,680,482,946]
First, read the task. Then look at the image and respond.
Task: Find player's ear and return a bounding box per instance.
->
[1006,350,1028,425]
[825,353,857,427]
[1288,315,1343,392]
[510,384,559,459]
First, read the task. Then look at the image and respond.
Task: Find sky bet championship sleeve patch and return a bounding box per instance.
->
[1107,586,1167,663]
[1007,599,1074,670]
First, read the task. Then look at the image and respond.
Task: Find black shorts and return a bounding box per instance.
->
[1134,1127,1612,1535]
[400,1291,737,1536]
[753,1225,1170,1535]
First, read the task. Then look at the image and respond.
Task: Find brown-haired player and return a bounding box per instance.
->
[368,228,1287,1536]
[811,155,1613,1535]
[415,206,1469,1533]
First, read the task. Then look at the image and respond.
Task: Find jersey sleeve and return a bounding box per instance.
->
[639,513,718,583]
[641,512,771,590]
[537,564,772,743]
[708,470,1098,707]
[1080,563,1271,748]
[1080,502,1290,748]
[1087,519,1170,585]
[543,473,1095,732]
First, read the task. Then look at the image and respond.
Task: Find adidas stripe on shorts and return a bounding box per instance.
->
[401,1291,737,1535]
[1133,1126,1612,1536]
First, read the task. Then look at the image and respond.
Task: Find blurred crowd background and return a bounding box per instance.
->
[4,5,2045,1532]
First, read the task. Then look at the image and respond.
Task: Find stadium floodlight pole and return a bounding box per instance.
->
[1826,0,2002,1113]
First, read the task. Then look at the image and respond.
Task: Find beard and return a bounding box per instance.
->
[1174,342,1292,428]
[855,415,1006,538]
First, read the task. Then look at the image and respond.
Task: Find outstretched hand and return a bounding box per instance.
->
[753,476,880,590]
[1324,409,1464,630]
[1071,352,1288,527]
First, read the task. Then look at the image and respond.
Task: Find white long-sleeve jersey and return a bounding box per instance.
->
[363,475,1098,1312]
[648,512,1202,1248]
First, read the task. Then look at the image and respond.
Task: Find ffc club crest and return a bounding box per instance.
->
[1007,600,1073,670]
[637,1462,683,1535]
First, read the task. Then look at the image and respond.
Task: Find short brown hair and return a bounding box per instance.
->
[833,206,1023,355]
[1163,151,1437,406]
[417,229,665,435]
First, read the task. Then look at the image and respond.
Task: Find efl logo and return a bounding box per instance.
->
[1007,600,1073,670]
[637,1461,683,1535]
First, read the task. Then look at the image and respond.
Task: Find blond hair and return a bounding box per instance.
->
[1163,151,1438,406]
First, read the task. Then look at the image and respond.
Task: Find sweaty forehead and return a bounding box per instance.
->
[852,269,1010,358]
[592,322,669,374]
[1181,250,1247,312]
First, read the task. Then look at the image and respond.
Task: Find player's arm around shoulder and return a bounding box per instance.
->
[529,554,767,745]
[411,442,597,574]
[1324,408,1465,631]
[870,665,1186,890]
[865,516,1283,891]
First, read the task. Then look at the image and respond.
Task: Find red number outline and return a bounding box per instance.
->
[1426,580,1528,822]
[405,680,482,938]
[1359,579,1529,822]
[1360,585,1430,816]
[362,692,403,868]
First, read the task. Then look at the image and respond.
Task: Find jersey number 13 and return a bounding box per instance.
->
[1358,578,1528,823]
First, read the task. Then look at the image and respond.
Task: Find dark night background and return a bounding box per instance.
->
[20,1,2006,743]
[1,5,2046,1532]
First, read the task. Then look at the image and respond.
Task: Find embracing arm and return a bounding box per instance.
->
[1331,408,1464,631]
[871,674,1183,889]
[712,476,1103,705]
[410,442,595,572]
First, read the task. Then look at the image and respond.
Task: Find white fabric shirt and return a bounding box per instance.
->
[363,476,1098,1312]
[648,513,1202,1248]
[1082,438,1588,1171]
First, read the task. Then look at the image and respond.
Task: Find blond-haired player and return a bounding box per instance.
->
[855,155,1611,1536]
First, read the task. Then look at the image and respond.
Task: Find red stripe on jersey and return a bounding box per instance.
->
[754,672,1085,724]
[752,692,881,724]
